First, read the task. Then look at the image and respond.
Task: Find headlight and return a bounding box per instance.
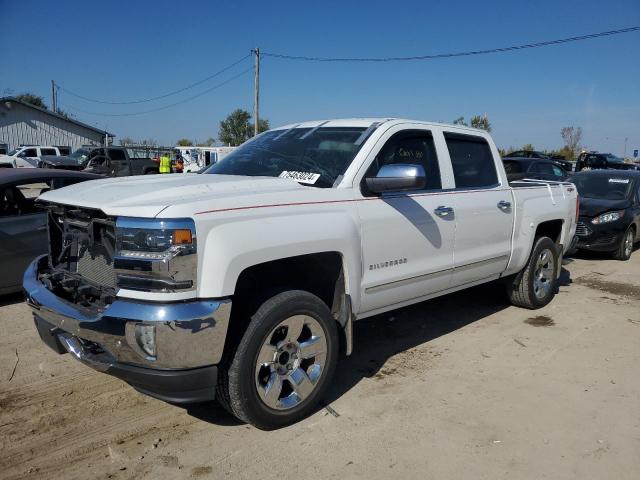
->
[591,210,624,224]
[114,218,197,292]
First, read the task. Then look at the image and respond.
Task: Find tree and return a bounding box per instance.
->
[177,138,193,146]
[453,116,467,126]
[119,136,135,146]
[522,143,535,152]
[254,118,270,134]
[560,126,583,160]
[16,93,47,109]
[218,109,269,146]
[470,115,491,132]
[55,108,73,119]
[196,137,216,147]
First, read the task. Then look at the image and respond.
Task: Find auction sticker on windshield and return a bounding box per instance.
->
[279,171,321,185]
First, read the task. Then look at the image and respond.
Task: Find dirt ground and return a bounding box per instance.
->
[1,252,639,480]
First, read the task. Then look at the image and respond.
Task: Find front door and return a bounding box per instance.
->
[0,184,47,293]
[357,127,455,314]
[442,132,514,286]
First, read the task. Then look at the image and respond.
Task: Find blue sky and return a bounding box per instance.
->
[2,0,639,155]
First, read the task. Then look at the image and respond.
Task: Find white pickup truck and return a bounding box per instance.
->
[0,145,64,168]
[24,119,578,429]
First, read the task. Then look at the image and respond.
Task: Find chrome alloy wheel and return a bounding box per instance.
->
[254,315,327,410]
[624,230,634,258]
[533,248,555,300]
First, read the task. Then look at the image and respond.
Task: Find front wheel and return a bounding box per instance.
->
[613,227,635,261]
[217,290,339,430]
[507,236,559,309]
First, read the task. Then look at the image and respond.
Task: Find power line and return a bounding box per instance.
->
[60,54,251,104]
[65,67,253,117]
[263,26,640,62]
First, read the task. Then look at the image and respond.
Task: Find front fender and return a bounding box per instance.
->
[197,209,363,310]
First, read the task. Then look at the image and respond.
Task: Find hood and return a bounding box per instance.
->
[579,197,630,218]
[40,155,75,164]
[39,173,307,218]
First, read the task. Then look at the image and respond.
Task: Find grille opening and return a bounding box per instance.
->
[40,203,117,308]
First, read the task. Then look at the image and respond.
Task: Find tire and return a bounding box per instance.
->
[507,236,559,309]
[145,169,158,174]
[217,290,339,430]
[613,227,635,261]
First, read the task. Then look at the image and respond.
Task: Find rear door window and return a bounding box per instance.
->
[108,149,127,161]
[503,161,523,173]
[444,133,499,188]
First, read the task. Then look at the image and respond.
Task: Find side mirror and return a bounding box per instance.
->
[365,163,426,193]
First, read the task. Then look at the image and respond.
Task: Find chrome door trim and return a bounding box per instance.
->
[365,267,453,294]
[453,254,510,272]
[365,254,509,294]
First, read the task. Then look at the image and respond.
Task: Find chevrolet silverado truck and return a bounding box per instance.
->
[24,119,578,429]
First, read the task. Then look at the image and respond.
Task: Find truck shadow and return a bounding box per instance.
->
[323,281,511,408]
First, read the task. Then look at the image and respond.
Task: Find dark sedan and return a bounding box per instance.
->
[0,169,103,294]
[570,170,640,260]
[503,157,568,182]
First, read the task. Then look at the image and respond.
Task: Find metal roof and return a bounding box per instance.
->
[0,97,114,137]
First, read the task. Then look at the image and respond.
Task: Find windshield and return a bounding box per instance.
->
[7,148,20,156]
[202,126,371,188]
[604,154,624,164]
[571,175,634,200]
[67,149,90,165]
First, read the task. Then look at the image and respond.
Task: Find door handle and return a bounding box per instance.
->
[434,206,454,217]
[498,200,512,210]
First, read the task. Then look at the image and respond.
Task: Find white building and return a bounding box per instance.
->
[0,96,114,152]
[175,146,236,172]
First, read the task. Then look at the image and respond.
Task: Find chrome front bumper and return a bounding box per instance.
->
[23,256,232,370]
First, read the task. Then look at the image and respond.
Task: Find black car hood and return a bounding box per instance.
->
[40,155,76,165]
[579,197,630,218]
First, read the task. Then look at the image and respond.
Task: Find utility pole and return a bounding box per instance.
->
[51,80,57,113]
[253,47,260,137]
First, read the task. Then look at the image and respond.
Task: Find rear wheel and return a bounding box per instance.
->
[613,227,635,261]
[217,290,338,430]
[507,236,559,309]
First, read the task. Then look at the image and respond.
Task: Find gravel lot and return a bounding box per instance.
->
[1,252,639,480]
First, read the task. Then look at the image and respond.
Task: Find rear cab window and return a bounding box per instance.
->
[108,149,127,161]
[444,132,499,189]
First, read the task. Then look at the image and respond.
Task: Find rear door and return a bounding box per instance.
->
[357,125,456,314]
[442,132,514,286]
[107,149,131,176]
